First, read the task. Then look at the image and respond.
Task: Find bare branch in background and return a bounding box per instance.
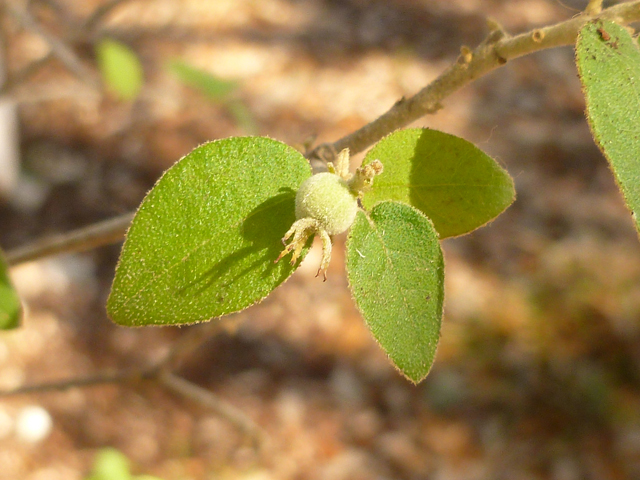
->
[6,212,134,265]
[4,1,100,88]
[0,370,147,396]
[158,371,267,450]
[0,319,266,449]
[307,0,640,164]
[83,0,138,33]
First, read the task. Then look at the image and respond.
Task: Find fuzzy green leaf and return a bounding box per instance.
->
[362,128,515,238]
[576,20,640,235]
[96,39,144,100]
[107,137,312,326]
[346,201,444,383]
[0,251,21,330]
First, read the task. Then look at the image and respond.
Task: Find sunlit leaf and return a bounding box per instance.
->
[346,201,444,383]
[576,20,640,235]
[96,39,144,100]
[0,251,21,330]
[107,137,311,326]
[362,128,515,238]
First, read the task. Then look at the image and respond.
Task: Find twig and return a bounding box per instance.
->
[158,371,267,449]
[6,212,134,266]
[307,0,640,163]
[0,53,53,96]
[0,319,265,448]
[4,1,100,89]
[83,0,138,33]
[5,1,640,264]
[586,0,604,15]
[0,369,148,397]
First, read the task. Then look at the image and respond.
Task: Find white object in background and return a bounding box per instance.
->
[15,405,53,444]
[0,97,20,199]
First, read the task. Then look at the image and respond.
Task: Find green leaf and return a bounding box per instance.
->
[346,201,444,383]
[168,60,256,132]
[362,128,515,238]
[169,60,238,101]
[576,20,640,235]
[96,39,144,100]
[0,251,21,330]
[87,448,131,480]
[107,137,311,326]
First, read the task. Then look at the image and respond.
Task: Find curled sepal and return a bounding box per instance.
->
[346,201,444,383]
[0,250,21,330]
[107,137,312,326]
[362,128,515,238]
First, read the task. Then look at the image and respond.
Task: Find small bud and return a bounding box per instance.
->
[295,173,359,236]
[348,160,384,196]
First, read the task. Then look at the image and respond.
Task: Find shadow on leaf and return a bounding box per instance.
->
[175,190,299,304]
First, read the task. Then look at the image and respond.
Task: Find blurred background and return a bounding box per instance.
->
[1,0,640,479]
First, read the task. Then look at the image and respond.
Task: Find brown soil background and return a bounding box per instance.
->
[1,0,640,479]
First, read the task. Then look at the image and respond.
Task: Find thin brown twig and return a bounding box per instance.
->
[307,0,640,163]
[6,212,134,266]
[5,1,640,265]
[0,369,148,397]
[4,1,100,88]
[0,331,267,448]
[0,52,53,96]
[158,371,267,449]
[83,0,138,33]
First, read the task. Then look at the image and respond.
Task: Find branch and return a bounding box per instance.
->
[4,1,100,89]
[83,0,138,33]
[0,368,265,449]
[0,317,266,447]
[5,1,640,265]
[6,212,134,265]
[0,369,147,397]
[0,52,54,96]
[307,0,640,163]
[158,371,267,449]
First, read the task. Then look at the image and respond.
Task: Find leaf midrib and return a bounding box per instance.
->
[115,193,294,311]
[366,210,415,335]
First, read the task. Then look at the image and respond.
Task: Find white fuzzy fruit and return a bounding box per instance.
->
[295,172,358,236]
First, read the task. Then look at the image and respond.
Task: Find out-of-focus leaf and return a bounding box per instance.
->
[86,448,131,480]
[169,60,256,132]
[107,137,311,327]
[346,201,444,383]
[0,251,21,330]
[576,20,640,235]
[169,60,238,101]
[362,128,515,238]
[96,39,144,101]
